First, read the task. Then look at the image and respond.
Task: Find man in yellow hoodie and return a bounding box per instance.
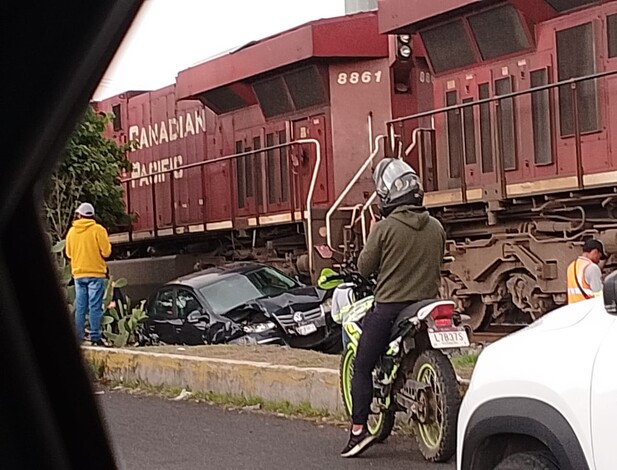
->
[65,202,112,345]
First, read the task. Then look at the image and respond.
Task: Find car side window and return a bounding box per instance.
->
[153,288,176,319]
[176,289,203,320]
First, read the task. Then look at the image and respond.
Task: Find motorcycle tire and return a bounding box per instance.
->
[411,349,460,462]
[339,346,395,443]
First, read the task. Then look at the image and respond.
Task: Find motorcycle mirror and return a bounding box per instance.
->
[314,244,333,260]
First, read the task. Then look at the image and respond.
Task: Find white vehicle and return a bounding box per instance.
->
[457,271,617,470]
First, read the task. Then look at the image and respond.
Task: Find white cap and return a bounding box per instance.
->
[76,202,95,217]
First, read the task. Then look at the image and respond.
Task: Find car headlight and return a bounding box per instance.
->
[321,297,333,315]
[243,321,276,334]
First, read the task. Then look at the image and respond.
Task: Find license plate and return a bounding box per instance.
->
[296,323,317,336]
[428,327,469,349]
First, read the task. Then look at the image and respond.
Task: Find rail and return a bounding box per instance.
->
[120,138,322,275]
[324,134,386,250]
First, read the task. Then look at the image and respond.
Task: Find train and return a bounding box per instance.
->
[95,0,617,330]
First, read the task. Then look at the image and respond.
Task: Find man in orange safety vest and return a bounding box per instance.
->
[566,239,607,304]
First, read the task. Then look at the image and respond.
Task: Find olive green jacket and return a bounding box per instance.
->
[358,205,445,303]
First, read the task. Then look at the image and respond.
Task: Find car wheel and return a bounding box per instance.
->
[494,451,558,470]
[320,333,343,354]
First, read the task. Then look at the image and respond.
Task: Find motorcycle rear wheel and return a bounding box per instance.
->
[411,349,460,462]
[339,346,395,442]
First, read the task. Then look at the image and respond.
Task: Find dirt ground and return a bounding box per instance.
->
[133,344,476,378]
[132,344,341,369]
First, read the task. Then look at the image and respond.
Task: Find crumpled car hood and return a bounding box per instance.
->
[246,286,326,316]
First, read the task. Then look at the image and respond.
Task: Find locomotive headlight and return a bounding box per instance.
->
[398,34,411,44]
[398,44,412,59]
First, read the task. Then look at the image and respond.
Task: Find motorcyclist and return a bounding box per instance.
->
[341,158,446,458]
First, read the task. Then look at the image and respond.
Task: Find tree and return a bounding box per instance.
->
[44,106,132,242]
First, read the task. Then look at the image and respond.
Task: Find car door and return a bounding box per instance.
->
[146,287,181,344]
[589,315,617,469]
[175,287,209,345]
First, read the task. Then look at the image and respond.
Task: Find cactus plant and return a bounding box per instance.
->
[51,238,148,347]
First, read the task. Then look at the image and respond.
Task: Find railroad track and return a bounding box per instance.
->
[470,324,526,344]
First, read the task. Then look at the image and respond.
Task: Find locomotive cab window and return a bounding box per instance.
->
[420,21,476,73]
[556,22,599,136]
[608,14,617,58]
[468,5,531,61]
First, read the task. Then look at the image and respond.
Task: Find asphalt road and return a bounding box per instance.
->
[98,390,456,470]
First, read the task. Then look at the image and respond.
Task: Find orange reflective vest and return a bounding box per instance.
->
[567,257,594,304]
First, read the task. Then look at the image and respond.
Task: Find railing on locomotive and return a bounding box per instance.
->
[325,125,435,252]
[119,138,322,274]
[324,134,388,251]
[386,69,617,203]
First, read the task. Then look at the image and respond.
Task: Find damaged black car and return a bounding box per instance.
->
[140,262,342,353]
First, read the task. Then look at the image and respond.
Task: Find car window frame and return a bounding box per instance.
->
[175,287,206,320]
[152,287,178,320]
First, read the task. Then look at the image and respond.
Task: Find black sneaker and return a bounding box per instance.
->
[340,428,376,458]
[90,339,110,347]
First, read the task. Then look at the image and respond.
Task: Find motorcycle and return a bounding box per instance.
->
[316,246,469,462]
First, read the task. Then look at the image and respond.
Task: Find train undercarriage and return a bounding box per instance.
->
[110,183,617,332]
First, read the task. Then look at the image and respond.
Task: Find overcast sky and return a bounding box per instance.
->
[94,0,346,100]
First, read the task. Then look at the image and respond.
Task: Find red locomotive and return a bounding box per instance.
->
[95,1,617,330]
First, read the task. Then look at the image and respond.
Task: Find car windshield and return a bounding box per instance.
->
[199,267,298,314]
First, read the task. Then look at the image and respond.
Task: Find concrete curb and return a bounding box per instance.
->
[83,347,344,413]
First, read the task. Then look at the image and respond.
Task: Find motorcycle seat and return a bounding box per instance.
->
[390,299,440,341]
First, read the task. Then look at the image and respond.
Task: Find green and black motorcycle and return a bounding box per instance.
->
[317,250,468,463]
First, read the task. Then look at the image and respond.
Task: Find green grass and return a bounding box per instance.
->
[451,352,479,370]
[99,378,347,423]
[90,350,480,431]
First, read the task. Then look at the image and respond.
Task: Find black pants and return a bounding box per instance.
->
[351,302,411,425]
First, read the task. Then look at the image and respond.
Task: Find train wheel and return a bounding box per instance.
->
[464,295,492,331]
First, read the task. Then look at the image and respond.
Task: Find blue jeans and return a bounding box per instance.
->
[74,277,106,342]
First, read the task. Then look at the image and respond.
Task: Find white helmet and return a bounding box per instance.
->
[373,158,424,216]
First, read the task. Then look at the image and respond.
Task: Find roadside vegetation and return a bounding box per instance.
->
[44,106,133,243]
